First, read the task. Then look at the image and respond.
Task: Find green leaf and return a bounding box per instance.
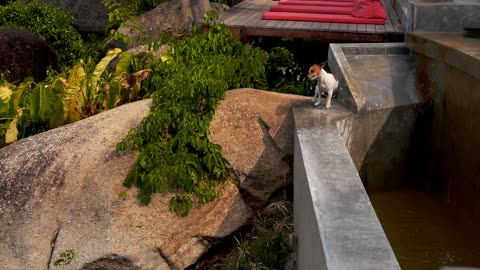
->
[5,110,21,144]
[103,79,122,109]
[115,52,133,75]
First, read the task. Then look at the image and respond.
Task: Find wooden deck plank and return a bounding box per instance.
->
[384,14,396,33]
[338,23,349,32]
[384,1,403,32]
[375,24,386,34]
[357,24,367,33]
[282,21,297,29]
[229,2,263,26]
[347,23,358,33]
[224,7,256,26]
[329,23,340,32]
[366,24,376,33]
[293,21,314,30]
[264,19,288,29]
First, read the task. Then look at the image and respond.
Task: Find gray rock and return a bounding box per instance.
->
[22,0,127,33]
[0,26,60,84]
[0,99,252,270]
[105,0,210,49]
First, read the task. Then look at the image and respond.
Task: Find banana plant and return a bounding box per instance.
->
[1,48,151,146]
[0,80,33,144]
[102,52,151,110]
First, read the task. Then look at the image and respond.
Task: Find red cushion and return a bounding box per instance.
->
[271,5,352,14]
[286,0,354,2]
[262,11,386,24]
[279,0,354,7]
[351,0,387,19]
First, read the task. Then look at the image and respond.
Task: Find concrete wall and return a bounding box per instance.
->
[406,32,480,218]
[336,105,431,190]
[405,0,480,31]
[293,106,400,270]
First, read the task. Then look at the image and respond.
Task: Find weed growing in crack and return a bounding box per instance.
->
[224,200,294,270]
[53,249,77,267]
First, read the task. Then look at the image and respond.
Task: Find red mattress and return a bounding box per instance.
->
[279,0,354,7]
[270,5,352,14]
[264,0,387,24]
[284,0,354,2]
[262,12,385,24]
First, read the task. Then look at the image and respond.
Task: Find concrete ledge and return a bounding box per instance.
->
[405,32,480,81]
[405,0,480,32]
[328,43,425,113]
[293,104,400,270]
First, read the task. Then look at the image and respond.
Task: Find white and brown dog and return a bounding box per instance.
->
[308,63,338,108]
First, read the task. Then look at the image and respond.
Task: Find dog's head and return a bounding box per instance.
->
[307,63,325,80]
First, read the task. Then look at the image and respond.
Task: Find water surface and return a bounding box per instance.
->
[369,189,480,270]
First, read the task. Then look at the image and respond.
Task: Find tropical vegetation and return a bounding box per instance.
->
[1,1,309,216]
[0,1,86,66]
[0,49,148,147]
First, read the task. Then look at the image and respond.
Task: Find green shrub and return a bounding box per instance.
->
[117,16,268,215]
[0,1,86,66]
[266,47,315,96]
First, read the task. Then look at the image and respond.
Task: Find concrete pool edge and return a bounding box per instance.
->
[328,43,413,114]
[294,41,427,270]
[294,34,480,269]
[292,104,401,270]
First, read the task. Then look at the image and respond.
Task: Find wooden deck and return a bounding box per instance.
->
[222,0,404,42]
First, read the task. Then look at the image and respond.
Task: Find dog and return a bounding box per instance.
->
[307,63,338,108]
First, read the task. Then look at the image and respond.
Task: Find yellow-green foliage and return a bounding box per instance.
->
[0,49,149,147]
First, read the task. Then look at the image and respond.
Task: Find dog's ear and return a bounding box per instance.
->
[319,61,328,68]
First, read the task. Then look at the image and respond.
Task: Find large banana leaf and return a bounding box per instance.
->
[0,84,14,119]
[30,84,55,123]
[115,52,133,76]
[88,48,122,102]
[64,63,86,123]
[48,80,66,128]
[5,109,22,144]
[13,80,34,109]
[103,79,122,110]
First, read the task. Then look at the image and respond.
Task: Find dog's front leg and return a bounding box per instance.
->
[325,89,333,108]
[312,85,319,103]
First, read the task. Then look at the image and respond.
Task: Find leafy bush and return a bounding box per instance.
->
[0,1,86,66]
[0,49,149,147]
[117,14,268,214]
[266,47,315,96]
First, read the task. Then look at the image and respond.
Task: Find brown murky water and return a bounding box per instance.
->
[368,189,480,270]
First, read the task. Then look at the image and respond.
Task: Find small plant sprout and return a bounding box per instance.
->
[118,191,127,199]
[53,248,77,267]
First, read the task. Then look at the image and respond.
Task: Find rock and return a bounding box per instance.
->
[23,0,127,33]
[0,99,252,269]
[0,26,60,84]
[105,0,210,49]
[209,89,310,209]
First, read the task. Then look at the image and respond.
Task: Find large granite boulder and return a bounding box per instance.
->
[209,89,310,208]
[0,26,60,84]
[105,0,210,50]
[0,89,308,269]
[22,0,127,33]
[0,99,251,270]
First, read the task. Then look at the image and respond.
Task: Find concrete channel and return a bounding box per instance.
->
[293,32,480,269]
